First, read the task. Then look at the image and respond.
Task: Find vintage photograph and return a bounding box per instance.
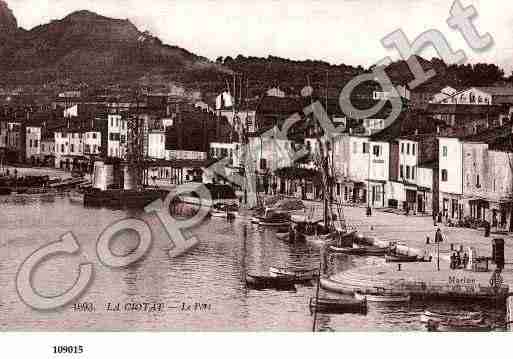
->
[0,0,512,333]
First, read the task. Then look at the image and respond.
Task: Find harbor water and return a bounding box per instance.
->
[0,194,506,331]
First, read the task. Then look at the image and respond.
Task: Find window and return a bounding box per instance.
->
[29,139,33,147]
[400,165,404,178]
[412,144,416,156]
[476,175,481,188]
[70,144,74,152]
[363,142,369,154]
[34,140,38,148]
[41,144,45,152]
[442,146,448,157]
[61,144,65,153]
[401,143,404,154]
[260,158,267,170]
[373,145,380,157]
[442,169,448,182]
[92,133,97,139]
[412,166,415,180]
[406,166,410,179]
[407,143,410,155]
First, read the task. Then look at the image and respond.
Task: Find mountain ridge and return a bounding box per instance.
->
[0,1,230,93]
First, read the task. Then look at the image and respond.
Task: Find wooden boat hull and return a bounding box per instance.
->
[211,211,228,218]
[421,310,483,324]
[330,246,387,256]
[275,231,291,241]
[385,254,420,263]
[426,318,491,332]
[309,297,367,315]
[269,267,318,282]
[245,274,296,290]
[355,292,410,303]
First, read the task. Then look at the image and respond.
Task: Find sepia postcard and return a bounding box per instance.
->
[0,0,512,341]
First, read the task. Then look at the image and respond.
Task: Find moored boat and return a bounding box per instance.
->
[420,310,483,323]
[210,203,239,218]
[385,253,422,263]
[330,245,387,256]
[309,296,367,315]
[269,266,319,281]
[258,212,291,227]
[355,292,411,303]
[275,229,291,241]
[245,274,297,290]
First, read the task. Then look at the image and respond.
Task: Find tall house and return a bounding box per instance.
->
[107,114,127,159]
[25,126,42,164]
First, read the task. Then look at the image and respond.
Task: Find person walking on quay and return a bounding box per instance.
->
[435,228,444,243]
[435,228,444,271]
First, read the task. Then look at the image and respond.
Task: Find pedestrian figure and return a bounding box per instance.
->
[435,228,443,243]
[484,221,491,238]
[463,252,469,268]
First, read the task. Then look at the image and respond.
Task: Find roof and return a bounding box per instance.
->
[488,134,513,152]
[462,127,511,143]
[473,87,513,96]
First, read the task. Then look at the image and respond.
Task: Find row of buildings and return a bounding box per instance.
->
[2,84,513,231]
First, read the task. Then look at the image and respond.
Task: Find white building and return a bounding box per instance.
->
[107,114,127,159]
[83,130,101,157]
[333,134,389,207]
[25,126,42,163]
[438,137,464,219]
[54,128,85,170]
[433,86,513,106]
[40,136,55,166]
[147,130,166,159]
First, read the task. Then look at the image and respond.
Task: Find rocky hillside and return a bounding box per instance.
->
[0,2,229,91]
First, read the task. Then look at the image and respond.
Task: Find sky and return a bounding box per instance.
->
[7,0,513,74]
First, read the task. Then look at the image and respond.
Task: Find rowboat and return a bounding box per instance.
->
[355,292,411,303]
[269,267,319,281]
[245,274,297,290]
[426,320,492,332]
[424,312,491,332]
[275,230,291,241]
[309,297,367,315]
[330,245,387,256]
[421,310,482,322]
[259,220,290,228]
[210,204,238,218]
[385,254,421,263]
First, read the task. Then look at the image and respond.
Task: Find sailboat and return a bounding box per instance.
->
[295,75,355,247]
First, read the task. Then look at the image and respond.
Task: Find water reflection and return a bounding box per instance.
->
[0,197,508,331]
